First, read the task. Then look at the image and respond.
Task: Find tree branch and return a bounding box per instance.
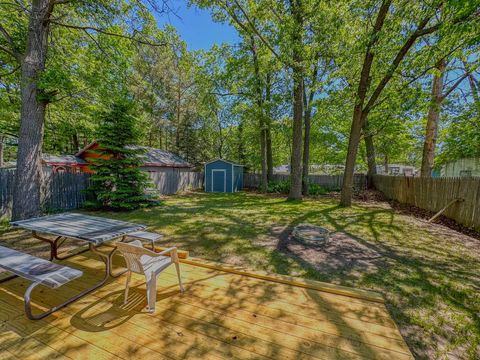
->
[363,10,438,114]
[0,24,20,61]
[0,64,20,77]
[49,21,167,47]
[364,4,480,114]
[441,71,470,100]
[228,0,282,61]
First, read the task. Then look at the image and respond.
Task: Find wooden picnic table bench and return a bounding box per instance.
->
[0,245,83,320]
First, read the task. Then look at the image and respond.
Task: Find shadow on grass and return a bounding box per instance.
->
[0,191,478,358]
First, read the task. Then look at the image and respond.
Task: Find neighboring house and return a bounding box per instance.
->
[274,163,360,175]
[441,158,480,177]
[376,164,417,176]
[273,164,290,174]
[41,141,192,174]
[42,154,88,173]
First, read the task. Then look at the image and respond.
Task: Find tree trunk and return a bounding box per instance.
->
[265,73,273,181]
[290,72,304,200]
[0,136,4,167]
[467,73,480,113]
[301,59,321,196]
[340,0,392,207]
[175,85,182,152]
[420,59,446,177]
[288,0,304,201]
[384,154,388,173]
[237,120,246,163]
[249,35,268,192]
[12,0,54,220]
[340,108,365,206]
[72,133,79,152]
[302,82,313,195]
[363,119,377,188]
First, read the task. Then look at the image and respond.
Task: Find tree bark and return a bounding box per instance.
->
[265,72,273,181]
[340,0,391,207]
[175,84,182,152]
[341,109,366,206]
[0,136,4,167]
[467,73,480,113]
[12,0,54,220]
[288,0,304,201]
[363,119,377,188]
[302,88,312,196]
[249,35,268,192]
[420,59,446,177]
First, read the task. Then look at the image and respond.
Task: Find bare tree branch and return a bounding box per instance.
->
[49,21,167,47]
[229,0,282,61]
[441,71,470,100]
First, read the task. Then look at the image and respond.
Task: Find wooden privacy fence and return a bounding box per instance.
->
[0,169,204,218]
[243,173,367,191]
[373,175,480,231]
[0,170,92,217]
[147,169,203,195]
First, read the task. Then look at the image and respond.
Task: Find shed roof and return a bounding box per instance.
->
[205,158,244,167]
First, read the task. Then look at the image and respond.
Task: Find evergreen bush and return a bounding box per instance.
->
[85,99,152,210]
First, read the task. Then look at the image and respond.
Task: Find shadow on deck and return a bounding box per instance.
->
[0,250,413,359]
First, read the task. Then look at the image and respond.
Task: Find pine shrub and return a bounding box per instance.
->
[85,99,152,210]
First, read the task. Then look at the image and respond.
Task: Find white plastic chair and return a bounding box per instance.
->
[116,240,184,312]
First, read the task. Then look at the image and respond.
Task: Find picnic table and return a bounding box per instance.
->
[9,213,146,312]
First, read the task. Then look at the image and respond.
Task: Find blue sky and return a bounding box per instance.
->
[155,1,239,50]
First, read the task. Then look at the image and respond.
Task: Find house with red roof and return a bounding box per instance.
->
[42,141,192,174]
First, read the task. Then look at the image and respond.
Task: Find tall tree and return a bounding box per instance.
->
[0,0,166,219]
[339,0,478,206]
[420,58,472,176]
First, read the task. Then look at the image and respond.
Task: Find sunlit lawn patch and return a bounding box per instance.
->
[88,191,477,359]
[1,191,477,359]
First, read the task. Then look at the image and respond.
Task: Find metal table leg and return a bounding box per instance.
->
[32,232,90,261]
[101,237,128,278]
[24,243,111,320]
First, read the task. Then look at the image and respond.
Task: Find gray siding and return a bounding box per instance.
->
[441,158,480,177]
[147,168,203,195]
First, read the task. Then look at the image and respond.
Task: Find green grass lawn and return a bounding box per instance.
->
[1,191,478,359]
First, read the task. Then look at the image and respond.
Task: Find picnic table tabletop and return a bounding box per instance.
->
[11,213,146,245]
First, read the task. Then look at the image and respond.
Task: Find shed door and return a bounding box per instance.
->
[212,170,226,192]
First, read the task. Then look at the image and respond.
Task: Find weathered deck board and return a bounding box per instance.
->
[0,252,412,359]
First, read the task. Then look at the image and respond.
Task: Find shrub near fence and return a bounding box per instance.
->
[373,175,480,231]
[243,173,367,191]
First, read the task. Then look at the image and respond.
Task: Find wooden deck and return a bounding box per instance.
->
[0,250,412,359]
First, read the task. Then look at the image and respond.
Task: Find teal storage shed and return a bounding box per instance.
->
[205,159,244,193]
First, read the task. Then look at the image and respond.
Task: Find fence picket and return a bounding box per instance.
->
[0,169,204,218]
[373,175,480,231]
[243,173,367,191]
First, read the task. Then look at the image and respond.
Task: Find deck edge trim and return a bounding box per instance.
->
[180,257,385,304]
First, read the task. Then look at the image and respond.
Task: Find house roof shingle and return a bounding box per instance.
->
[135,146,192,168]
